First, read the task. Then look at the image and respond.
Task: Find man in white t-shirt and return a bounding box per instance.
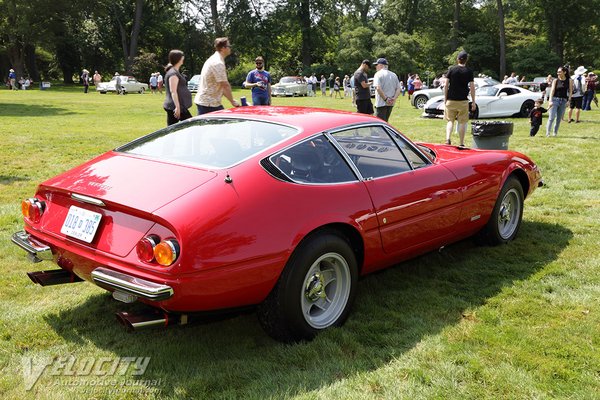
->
[372,58,402,122]
[194,37,240,115]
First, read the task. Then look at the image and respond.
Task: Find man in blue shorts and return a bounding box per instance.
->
[244,56,272,106]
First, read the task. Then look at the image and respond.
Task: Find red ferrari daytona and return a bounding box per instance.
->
[13,107,542,342]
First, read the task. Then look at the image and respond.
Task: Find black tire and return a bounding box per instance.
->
[520,100,534,117]
[139,87,145,94]
[476,176,524,245]
[414,95,428,109]
[257,231,358,343]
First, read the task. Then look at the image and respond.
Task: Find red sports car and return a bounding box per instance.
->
[13,107,542,342]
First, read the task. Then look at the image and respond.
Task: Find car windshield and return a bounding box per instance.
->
[476,86,499,96]
[189,75,201,84]
[117,118,299,168]
[280,77,296,84]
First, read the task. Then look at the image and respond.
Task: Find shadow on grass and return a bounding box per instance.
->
[44,220,572,398]
[0,103,77,117]
[0,175,29,185]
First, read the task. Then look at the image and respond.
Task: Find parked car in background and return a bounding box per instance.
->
[271,76,308,97]
[187,74,201,93]
[13,106,542,343]
[423,84,541,119]
[411,77,500,109]
[96,76,148,94]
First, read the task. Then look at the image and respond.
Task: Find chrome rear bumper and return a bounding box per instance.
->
[12,231,53,262]
[91,267,174,302]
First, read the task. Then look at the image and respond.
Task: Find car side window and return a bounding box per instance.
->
[331,126,412,179]
[269,135,357,184]
[388,130,430,169]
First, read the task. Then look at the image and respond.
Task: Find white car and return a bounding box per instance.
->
[187,74,201,93]
[422,84,542,119]
[96,76,148,94]
[411,77,500,109]
[271,76,308,97]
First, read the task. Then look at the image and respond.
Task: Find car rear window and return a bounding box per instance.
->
[117,118,298,168]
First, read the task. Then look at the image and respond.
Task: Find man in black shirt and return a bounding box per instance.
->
[354,60,373,115]
[444,50,476,146]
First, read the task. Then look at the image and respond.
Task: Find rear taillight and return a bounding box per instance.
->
[154,239,180,267]
[136,235,179,267]
[21,198,45,223]
[136,235,160,263]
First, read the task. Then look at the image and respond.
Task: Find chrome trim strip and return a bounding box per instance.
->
[11,231,53,261]
[71,193,106,207]
[91,267,173,301]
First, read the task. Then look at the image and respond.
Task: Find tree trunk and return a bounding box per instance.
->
[210,0,222,36]
[299,0,312,68]
[126,0,144,74]
[450,0,460,51]
[24,43,40,81]
[7,44,25,80]
[496,0,506,78]
[404,0,419,34]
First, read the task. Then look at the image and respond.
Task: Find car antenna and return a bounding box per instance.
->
[224,171,233,184]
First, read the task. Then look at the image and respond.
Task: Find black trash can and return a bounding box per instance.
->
[471,121,513,150]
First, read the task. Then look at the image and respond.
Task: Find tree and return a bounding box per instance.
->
[496,0,506,78]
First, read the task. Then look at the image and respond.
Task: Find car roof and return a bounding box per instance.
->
[188,106,382,136]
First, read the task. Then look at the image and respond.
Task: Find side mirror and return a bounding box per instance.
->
[499,92,507,97]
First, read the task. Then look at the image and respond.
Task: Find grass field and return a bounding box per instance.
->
[1,85,598,399]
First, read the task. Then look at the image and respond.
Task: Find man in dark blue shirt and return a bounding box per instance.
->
[244,56,272,106]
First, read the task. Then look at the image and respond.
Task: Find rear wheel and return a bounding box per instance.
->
[520,100,534,117]
[476,176,524,245]
[414,94,428,109]
[257,231,358,342]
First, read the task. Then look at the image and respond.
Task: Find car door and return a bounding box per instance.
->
[330,125,462,255]
[493,87,519,116]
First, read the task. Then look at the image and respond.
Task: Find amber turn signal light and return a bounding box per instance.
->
[154,239,180,266]
[21,198,45,223]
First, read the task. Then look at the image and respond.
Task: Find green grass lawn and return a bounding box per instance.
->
[1,85,598,399]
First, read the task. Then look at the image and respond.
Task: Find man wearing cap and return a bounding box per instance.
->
[8,69,16,90]
[354,60,373,115]
[244,56,272,106]
[372,58,401,121]
[567,66,587,123]
[443,50,476,146]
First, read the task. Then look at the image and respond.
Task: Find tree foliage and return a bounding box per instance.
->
[2,0,599,84]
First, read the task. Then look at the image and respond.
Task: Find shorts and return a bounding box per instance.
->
[356,99,374,115]
[408,89,414,95]
[444,100,470,124]
[570,96,583,109]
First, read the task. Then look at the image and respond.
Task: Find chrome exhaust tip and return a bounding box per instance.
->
[116,310,188,332]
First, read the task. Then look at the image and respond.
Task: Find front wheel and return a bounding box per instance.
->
[414,94,428,109]
[476,176,524,245]
[139,87,145,94]
[257,231,358,342]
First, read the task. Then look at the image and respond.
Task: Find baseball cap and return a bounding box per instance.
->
[457,50,468,60]
[374,58,388,65]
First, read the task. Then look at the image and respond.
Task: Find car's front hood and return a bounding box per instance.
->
[41,152,217,213]
[273,83,296,88]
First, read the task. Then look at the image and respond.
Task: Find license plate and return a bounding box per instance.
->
[61,206,102,243]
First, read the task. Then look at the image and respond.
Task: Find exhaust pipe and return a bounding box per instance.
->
[27,269,83,286]
[116,310,189,332]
